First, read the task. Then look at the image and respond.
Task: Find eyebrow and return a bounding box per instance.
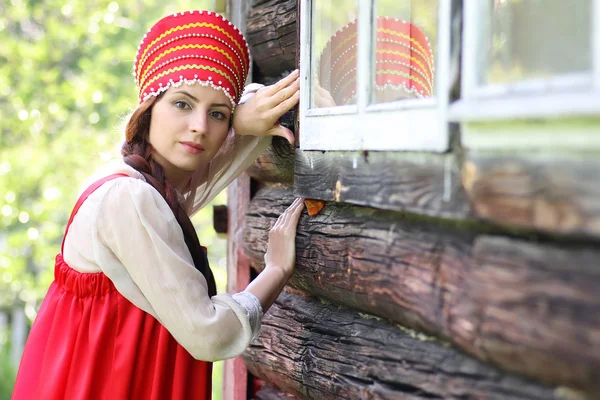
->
[174,90,231,110]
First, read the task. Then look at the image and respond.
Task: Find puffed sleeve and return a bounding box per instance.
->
[93,178,262,361]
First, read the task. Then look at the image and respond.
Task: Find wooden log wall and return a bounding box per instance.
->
[246,0,297,80]
[245,291,563,400]
[244,188,599,397]
[256,383,300,400]
[242,1,600,399]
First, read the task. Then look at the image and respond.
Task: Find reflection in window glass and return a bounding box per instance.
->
[481,0,591,86]
[373,0,438,104]
[312,1,358,108]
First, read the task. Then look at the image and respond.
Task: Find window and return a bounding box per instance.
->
[449,0,600,124]
[299,0,451,151]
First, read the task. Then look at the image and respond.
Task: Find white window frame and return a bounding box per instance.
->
[298,0,451,152]
[448,0,600,122]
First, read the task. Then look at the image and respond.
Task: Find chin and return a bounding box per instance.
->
[176,162,202,172]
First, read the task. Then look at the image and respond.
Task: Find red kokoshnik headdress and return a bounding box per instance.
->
[319,16,434,105]
[134,10,250,108]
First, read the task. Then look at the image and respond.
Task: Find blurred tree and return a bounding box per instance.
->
[0,0,228,398]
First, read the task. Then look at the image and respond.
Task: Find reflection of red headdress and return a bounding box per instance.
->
[134,10,250,107]
[318,16,434,105]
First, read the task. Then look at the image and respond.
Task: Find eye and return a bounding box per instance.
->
[210,110,228,121]
[173,100,192,110]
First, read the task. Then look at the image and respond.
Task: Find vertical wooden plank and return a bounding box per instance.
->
[223,173,251,400]
[224,1,253,397]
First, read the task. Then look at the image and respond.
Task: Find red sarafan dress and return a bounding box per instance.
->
[12,174,212,400]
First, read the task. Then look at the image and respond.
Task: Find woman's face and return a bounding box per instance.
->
[148,84,232,179]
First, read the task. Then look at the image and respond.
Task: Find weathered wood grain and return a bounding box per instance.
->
[247,129,295,185]
[247,0,297,79]
[224,174,252,399]
[462,154,600,238]
[245,291,564,400]
[244,187,600,395]
[294,150,472,219]
[256,383,300,400]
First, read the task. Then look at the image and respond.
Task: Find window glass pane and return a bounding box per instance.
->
[481,0,591,86]
[373,0,438,104]
[312,0,358,108]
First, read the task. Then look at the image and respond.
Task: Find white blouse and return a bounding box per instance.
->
[63,129,271,362]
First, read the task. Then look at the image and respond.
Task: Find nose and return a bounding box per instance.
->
[188,110,208,136]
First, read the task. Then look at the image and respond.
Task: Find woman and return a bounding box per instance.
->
[12,10,303,400]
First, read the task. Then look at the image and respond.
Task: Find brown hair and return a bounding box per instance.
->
[121,97,217,296]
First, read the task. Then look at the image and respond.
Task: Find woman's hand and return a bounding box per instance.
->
[264,197,305,279]
[232,69,300,145]
[314,80,337,108]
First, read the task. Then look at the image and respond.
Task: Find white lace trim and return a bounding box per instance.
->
[232,291,264,341]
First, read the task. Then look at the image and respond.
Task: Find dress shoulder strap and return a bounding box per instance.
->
[60,173,128,254]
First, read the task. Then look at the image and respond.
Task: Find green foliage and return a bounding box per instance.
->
[0,1,227,398]
[0,341,16,400]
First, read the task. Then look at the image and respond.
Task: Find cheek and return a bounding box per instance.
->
[148,122,162,147]
[211,123,230,148]
[148,107,171,145]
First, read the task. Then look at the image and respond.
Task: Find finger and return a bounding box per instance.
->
[315,83,327,96]
[268,124,295,145]
[280,78,300,100]
[284,198,301,216]
[271,218,281,231]
[275,199,297,229]
[262,69,300,96]
[278,208,292,229]
[275,198,300,227]
[288,197,302,211]
[279,198,300,227]
[272,212,286,230]
[281,198,303,228]
[288,198,305,225]
[282,201,304,231]
[269,90,300,120]
[266,78,299,109]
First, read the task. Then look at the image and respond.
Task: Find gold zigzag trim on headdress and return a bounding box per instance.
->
[140,64,236,97]
[378,49,433,81]
[376,60,433,93]
[328,42,433,88]
[332,31,357,57]
[332,49,432,88]
[137,22,246,81]
[139,54,241,95]
[379,29,433,72]
[329,29,433,68]
[335,69,431,100]
[331,59,433,95]
[376,69,431,93]
[378,39,434,75]
[140,44,240,87]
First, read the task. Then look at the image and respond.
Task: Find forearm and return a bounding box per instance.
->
[244,265,291,313]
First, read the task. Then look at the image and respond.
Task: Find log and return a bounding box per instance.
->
[244,291,564,400]
[243,187,600,395]
[246,0,297,79]
[294,150,472,219]
[247,128,295,185]
[256,383,300,400]
[462,154,600,238]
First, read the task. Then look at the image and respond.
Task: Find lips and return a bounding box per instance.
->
[180,141,205,154]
